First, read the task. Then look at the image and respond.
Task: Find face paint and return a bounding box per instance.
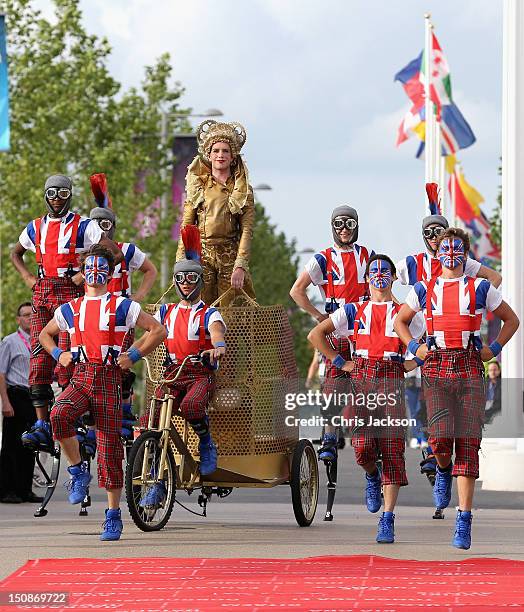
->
[84,255,109,285]
[368,259,392,289]
[437,238,465,269]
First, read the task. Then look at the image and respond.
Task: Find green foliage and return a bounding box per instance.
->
[0,0,188,332]
[251,202,313,377]
[490,164,502,253]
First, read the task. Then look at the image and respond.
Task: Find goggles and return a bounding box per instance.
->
[332,217,357,231]
[97,218,114,232]
[174,271,201,284]
[45,187,71,201]
[423,226,445,240]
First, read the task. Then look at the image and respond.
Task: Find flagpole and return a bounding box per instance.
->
[424,13,434,210]
[451,166,456,224]
[440,148,446,216]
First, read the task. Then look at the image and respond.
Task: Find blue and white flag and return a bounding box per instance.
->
[0,15,10,152]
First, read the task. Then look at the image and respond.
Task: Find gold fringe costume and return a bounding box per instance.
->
[176,121,256,305]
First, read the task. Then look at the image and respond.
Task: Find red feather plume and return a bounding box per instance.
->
[90,173,112,209]
[425,182,441,215]
[181,225,201,261]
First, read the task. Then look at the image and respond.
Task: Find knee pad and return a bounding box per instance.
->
[121,371,136,401]
[30,383,54,408]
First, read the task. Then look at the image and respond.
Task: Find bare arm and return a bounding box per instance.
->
[393,304,428,361]
[39,319,73,368]
[308,318,353,373]
[130,257,158,303]
[117,310,167,370]
[99,236,124,264]
[0,373,14,417]
[202,320,227,365]
[477,264,502,288]
[10,242,37,290]
[479,300,520,361]
[290,270,327,323]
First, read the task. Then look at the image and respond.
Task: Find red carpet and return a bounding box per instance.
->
[1,556,524,610]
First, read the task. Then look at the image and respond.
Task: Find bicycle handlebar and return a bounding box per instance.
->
[143,354,201,385]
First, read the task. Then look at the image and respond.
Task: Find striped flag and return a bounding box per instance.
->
[0,15,10,152]
[394,32,475,155]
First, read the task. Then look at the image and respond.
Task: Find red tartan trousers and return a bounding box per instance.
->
[422,347,485,479]
[30,277,83,389]
[349,357,408,486]
[141,361,215,428]
[50,364,123,490]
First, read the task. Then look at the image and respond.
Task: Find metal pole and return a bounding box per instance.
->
[160,110,169,291]
[424,13,434,201]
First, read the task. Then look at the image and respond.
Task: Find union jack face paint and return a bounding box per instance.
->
[437,238,465,269]
[368,259,392,289]
[84,255,110,285]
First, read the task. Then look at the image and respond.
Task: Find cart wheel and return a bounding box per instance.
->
[125,430,176,532]
[290,439,319,527]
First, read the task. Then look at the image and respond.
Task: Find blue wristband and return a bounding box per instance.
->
[408,339,420,356]
[414,356,425,367]
[51,347,63,362]
[214,341,226,348]
[127,347,142,364]
[489,341,502,357]
[332,354,346,369]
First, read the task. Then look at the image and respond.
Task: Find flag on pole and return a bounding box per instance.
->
[465,211,501,268]
[448,166,484,222]
[394,32,475,155]
[0,15,10,152]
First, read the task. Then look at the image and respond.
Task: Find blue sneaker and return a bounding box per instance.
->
[318,433,338,462]
[66,462,92,504]
[365,470,382,513]
[433,464,453,509]
[199,436,218,476]
[139,482,167,508]
[21,420,52,451]
[376,511,395,543]
[452,510,472,550]
[100,508,123,541]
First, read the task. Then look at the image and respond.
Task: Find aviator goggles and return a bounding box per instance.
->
[423,226,445,240]
[174,271,201,284]
[332,217,357,231]
[45,187,71,201]
[97,219,114,232]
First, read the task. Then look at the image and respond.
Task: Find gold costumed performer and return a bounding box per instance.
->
[176,120,256,305]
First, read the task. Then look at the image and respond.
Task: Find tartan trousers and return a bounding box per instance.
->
[30,277,83,389]
[141,361,215,427]
[422,347,485,479]
[350,358,408,487]
[50,364,123,490]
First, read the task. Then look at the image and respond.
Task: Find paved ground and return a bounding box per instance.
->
[1,446,523,581]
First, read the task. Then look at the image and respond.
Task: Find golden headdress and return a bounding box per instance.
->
[197,120,247,164]
[186,120,251,215]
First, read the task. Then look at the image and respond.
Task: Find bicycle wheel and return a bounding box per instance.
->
[290,439,319,527]
[125,430,176,532]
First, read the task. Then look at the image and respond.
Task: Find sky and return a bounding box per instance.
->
[36,0,503,286]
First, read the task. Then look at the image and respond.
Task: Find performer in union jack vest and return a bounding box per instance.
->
[11,175,123,452]
[139,225,226,509]
[290,205,374,462]
[396,184,501,288]
[309,254,423,544]
[38,244,166,541]
[395,228,519,550]
[89,173,158,442]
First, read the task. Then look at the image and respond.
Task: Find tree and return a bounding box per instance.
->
[0,0,187,332]
[251,201,313,377]
[490,164,502,253]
